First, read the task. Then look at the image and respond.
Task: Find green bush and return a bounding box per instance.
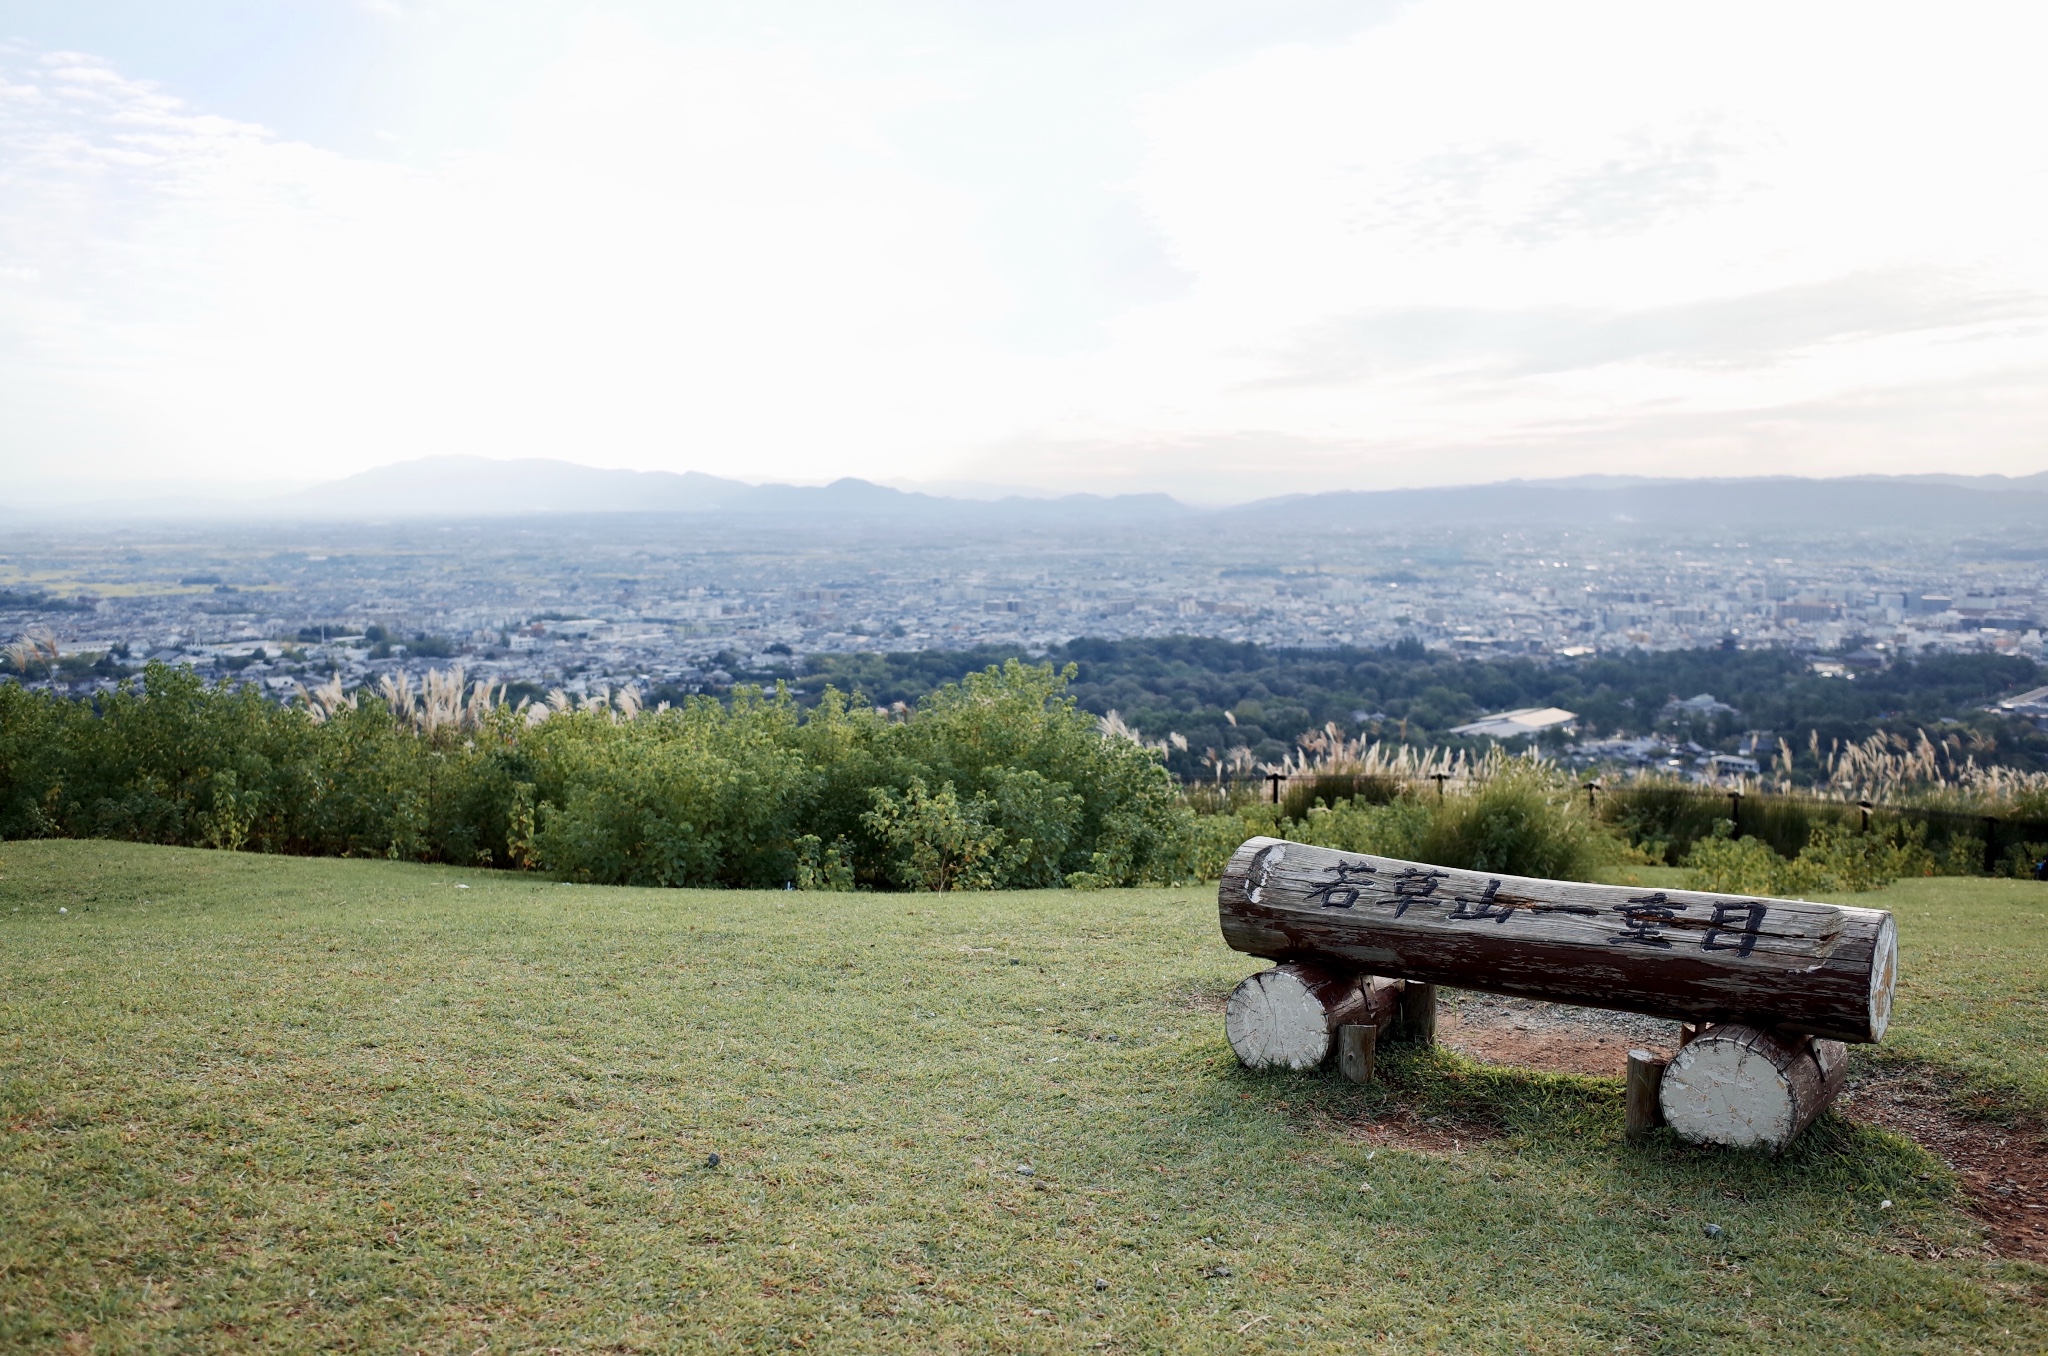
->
[1597,776,2048,881]
[0,659,1197,891]
[530,702,812,888]
[1182,805,1285,882]
[1187,758,1625,883]
[1597,780,1863,865]
[1676,831,1787,896]
[1295,796,1432,860]
[1278,772,1402,820]
[792,834,856,891]
[1595,781,1712,864]
[2001,840,2048,880]
[1411,760,1621,880]
[863,779,1013,891]
[1681,820,1933,895]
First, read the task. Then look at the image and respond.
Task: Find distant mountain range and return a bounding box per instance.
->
[12,454,2048,529]
[270,456,1190,522]
[1225,473,2048,531]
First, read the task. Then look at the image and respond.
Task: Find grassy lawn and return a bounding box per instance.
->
[1839,876,2048,1118]
[2,840,2043,1354]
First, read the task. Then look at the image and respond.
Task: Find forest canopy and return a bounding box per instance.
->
[791,640,2047,778]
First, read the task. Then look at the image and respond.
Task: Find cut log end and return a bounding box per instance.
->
[1867,914,1898,1042]
[1224,963,1401,1071]
[1658,1024,1849,1152]
[1224,964,1343,1070]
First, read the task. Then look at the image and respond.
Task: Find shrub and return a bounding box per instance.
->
[1677,830,1787,896]
[2002,840,2048,880]
[1411,760,1621,880]
[793,834,856,891]
[1296,796,1432,860]
[1190,757,1625,883]
[1182,806,1285,882]
[0,659,1199,891]
[1681,820,1931,895]
[863,779,1012,891]
[1279,772,1402,820]
[1598,780,1859,865]
[531,707,813,888]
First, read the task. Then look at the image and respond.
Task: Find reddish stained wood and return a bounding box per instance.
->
[1219,836,1897,1044]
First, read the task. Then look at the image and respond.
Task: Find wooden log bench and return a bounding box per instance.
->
[1218,837,1898,1152]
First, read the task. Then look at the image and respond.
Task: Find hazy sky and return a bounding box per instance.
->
[3,0,2046,502]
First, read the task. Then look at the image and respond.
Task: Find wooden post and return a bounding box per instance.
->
[1658,1024,1849,1152]
[1397,981,1437,1046]
[1336,1024,1378,1084]
[1625,1048,1668,1142]
[1984,817,1999,875]
[1219,837,1898,1044]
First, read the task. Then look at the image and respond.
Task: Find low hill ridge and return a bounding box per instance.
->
[26,456,2048,524]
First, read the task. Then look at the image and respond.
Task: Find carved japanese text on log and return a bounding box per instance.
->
[1219,837,1897,1044]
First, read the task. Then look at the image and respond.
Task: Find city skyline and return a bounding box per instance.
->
[8,487,2041,692]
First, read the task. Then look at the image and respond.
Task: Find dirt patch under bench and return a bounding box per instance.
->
[1438,991,1673,1078]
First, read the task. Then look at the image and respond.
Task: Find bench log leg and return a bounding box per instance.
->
[1336,1024,1379,1084]
[1625,1048,1668,1142]
[1224,965,1400,1070]
[1397,982,1437,1047]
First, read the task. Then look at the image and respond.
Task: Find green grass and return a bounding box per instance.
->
[1,841,2042,1354]
[1835,875,2048,1118]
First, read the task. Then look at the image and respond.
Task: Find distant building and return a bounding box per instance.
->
[1449,706,1578,739]
[1566,735,1665,766]
[1994,684,2048,719]
[1661,692,1740,718]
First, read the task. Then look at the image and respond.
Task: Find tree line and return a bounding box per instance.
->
[5,647,2041,892]
[0,661,1194,890]
[795,639,2046,778]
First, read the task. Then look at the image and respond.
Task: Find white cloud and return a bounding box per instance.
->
[3,0,2048,500]
[929,0,2048,498]
[0,27,1020,485]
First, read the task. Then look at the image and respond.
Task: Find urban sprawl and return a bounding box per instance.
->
[6,515,2043,748]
